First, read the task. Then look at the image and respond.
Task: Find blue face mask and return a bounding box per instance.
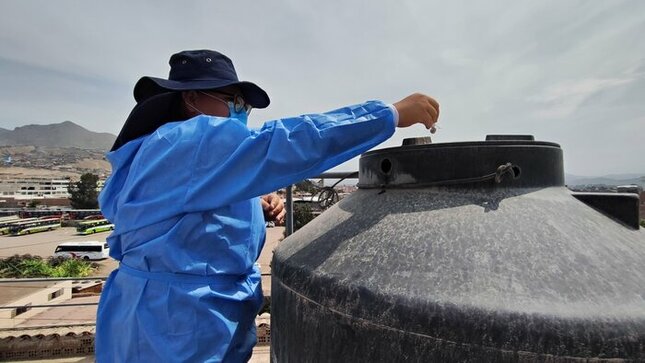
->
[193,91,250,125]
[227,102,248,125]
[187,98,250,126]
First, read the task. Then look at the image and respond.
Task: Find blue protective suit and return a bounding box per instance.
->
[95,101,396,362]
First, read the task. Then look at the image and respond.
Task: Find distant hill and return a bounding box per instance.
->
[566,173,645,187]
[0,121,116,150]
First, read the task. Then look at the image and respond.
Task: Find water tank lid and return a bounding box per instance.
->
[358,135,564,188]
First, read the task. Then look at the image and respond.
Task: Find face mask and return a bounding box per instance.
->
[186,100,249,125]
[189,92,250,125]
[227,102,248,125]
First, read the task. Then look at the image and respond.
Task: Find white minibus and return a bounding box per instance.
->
[54,241,110,260]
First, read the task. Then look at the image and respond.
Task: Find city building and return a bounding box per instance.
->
[0,177,71,198]
[0,176,106,208]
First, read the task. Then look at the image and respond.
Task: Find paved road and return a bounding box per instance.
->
[0,226,283,260]
[0,227,112,259]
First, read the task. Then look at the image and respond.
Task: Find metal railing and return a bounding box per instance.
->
[285,171,358,236]
[0,273,273,312]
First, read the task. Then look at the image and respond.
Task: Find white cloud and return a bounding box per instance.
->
[528,77,636,119]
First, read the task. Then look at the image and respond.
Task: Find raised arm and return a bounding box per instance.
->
[107,94,439,229]
[183,100,396,212]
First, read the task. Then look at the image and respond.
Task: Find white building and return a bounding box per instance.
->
[0,177,71,198]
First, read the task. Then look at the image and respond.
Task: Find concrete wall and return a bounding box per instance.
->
[0,281,72,329]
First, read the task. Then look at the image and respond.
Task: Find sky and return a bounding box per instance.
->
[0,1,643,176]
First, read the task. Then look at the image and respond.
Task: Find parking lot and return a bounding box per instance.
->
[0,227,117,276]
[0,227,111,259]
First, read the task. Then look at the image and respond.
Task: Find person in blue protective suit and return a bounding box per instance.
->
[95,49,440,362]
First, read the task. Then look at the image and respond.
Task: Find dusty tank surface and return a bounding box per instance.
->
[271,135,645,362]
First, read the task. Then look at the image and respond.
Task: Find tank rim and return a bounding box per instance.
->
[362,140,561,158]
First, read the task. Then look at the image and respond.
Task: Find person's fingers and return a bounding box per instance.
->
[429,101,439,122]
[423,108,435,129]
[270,206,282,218]
[394,93,440,129]
[426,96,439,114]
[425,101,438,123]
[272,201,284,213]
[261,198,271,210]
[270,195,280,208]
[276,209,286,223]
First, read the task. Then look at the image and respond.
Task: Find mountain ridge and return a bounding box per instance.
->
[565,173,645,187]
[0,121,116,150]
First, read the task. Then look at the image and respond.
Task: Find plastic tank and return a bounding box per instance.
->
[271,136,645,362]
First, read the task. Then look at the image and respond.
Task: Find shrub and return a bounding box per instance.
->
[18,259,53,277]
[0,254,96,278]
[47,255,69,267]
[50,259,93,277]
[283,202,317,239]
[293,203,315,232]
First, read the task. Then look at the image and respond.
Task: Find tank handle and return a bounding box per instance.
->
[438,162,521,185]
[378,162,521,188]
[494,163,520,183]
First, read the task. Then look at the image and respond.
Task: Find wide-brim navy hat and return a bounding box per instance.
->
[111,92,181,151]
[133,49,270,108]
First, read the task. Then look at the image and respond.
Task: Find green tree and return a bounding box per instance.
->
[68,173,100,209]
[295,179,318,194]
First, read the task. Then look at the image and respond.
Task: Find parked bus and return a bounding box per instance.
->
[17,210,64,219]
[0,218,31,235]
[54,241,110,260]
[9,217,62,236]
[64,209,102,220]
[76,219,114,235]
[82,214,105,221]
[0,218,39,235]
[18,209,101,220]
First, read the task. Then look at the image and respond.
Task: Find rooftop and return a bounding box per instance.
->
[0,281,61,306]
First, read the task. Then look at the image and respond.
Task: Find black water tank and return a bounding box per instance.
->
[271,136,645,362]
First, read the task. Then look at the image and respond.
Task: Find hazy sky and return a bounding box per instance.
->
[0,1,643,176]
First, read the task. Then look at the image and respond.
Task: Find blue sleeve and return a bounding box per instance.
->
[183,100,396,212]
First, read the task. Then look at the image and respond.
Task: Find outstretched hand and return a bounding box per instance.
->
[393,93,440,131]
[261,193,286,225]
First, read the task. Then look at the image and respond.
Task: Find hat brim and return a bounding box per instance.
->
[111,92,181,151]
[134,77,270,109]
